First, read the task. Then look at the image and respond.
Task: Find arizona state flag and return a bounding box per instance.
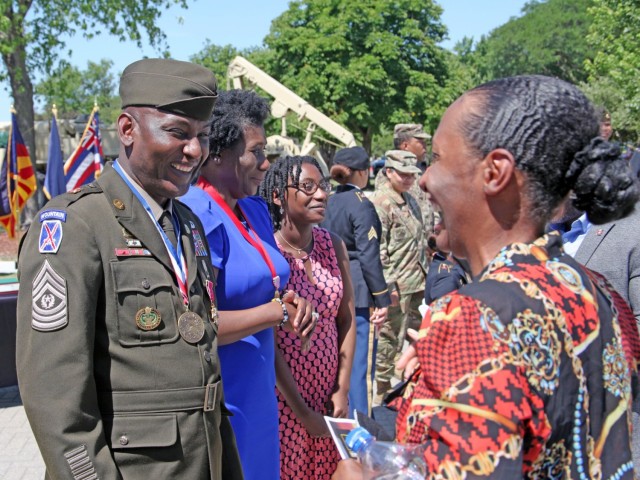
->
[0,111,37,238]
[64,107,103,190]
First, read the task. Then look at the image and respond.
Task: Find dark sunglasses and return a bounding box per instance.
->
[287,179,333,195]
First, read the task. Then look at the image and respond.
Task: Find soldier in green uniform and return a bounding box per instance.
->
[393,123,436,239]
[370,150,427,402]
[16,59,243,479]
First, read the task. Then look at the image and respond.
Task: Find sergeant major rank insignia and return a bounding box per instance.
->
[31,259,68,331]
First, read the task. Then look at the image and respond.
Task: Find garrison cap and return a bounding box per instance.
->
[119,58,218,121]
[333,146,370,171]
[393,123,431,140]
[385,150,422,174]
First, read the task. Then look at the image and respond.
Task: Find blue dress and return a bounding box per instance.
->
[181,187,289,480]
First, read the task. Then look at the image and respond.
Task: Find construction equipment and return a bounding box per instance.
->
[227,56,357,173]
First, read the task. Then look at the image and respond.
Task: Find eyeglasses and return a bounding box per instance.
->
[287,179,333,195]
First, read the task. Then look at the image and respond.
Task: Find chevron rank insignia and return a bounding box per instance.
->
[31,259,68,331]
[368,227,378,241]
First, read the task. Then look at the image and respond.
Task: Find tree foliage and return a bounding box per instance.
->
[35,59,119,122]
[469,0,594,84]
[0,0,188,165]
[585,0,640,142]
[259,0,453,151]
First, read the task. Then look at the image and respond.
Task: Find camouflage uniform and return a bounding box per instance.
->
[371,157,427,397]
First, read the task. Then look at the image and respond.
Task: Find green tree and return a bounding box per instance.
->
[585,0,640,142]
[471,0,593,84]
[0,0,188,166]
[190,43,241,89]
[260,0,451,152]
[35,59,119,123]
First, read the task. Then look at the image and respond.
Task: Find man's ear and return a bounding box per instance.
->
[117,112,135,146]
[482,148,516,195]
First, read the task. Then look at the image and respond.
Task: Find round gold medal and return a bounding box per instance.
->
[135,307,162,331]
[177,311,205,343]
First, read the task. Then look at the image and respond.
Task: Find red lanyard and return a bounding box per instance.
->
[197,177,281,298]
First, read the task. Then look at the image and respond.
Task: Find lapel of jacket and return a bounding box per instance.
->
[97,163,173,272]
[174,202,199,290]
[574,221,615,265]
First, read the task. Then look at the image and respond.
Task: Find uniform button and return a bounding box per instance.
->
[119,435,129,446]
[142,279,150,290]
[190,286,197,294]
[204,351,211,362]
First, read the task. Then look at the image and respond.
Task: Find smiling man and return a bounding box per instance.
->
[16,58,243,479]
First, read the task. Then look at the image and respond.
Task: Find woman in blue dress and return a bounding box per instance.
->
[181,90,316,480]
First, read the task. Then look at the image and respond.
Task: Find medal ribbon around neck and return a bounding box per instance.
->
[197,177,281,298]
[113,161,190,307]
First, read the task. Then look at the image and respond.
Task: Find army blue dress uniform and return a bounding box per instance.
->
[321,147,391,417]
[16,59,243,479]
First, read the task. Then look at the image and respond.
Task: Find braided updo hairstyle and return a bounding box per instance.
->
[259,155,323,231]
[461,75,638,224]
[208,89,270,157]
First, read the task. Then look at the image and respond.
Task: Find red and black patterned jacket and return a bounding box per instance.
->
[394,233,640,479]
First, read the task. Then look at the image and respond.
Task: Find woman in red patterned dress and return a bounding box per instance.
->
[333,76,640,479]
[260,155,356,479]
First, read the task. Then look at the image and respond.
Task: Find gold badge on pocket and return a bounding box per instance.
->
[135,307,162,331]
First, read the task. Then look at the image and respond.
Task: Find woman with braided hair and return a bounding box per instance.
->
[259,155,356,479]
[334,75,640,479]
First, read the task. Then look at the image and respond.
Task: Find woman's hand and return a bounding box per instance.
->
[370,307,387,327]
[300,409,331,438]
[282,290,317,352]
[332,460,364,479]
[396,328,420,380]
[329,390,349,418]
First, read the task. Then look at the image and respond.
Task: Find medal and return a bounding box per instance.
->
[135,307,162,331]
[210,305,219,325]
[177,311,205,343]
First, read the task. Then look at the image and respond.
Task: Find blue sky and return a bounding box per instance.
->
[0,0,528,123]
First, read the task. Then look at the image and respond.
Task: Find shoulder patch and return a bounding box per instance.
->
[368,226,378,241]
[39,220,63,253]
[31,259,68,331]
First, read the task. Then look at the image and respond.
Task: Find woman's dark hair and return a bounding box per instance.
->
[209,89,270,156]
[330,164,352,185]
[259,155,323,231]
[461,75,638,224]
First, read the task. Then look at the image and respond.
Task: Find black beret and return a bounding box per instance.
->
[332,146,370,171]
[119,58,218,121]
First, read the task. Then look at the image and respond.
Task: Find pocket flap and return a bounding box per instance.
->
[108,414,177,449]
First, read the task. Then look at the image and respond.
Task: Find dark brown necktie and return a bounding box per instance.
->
[159,210,178,249]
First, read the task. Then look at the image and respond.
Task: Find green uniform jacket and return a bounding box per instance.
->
[371,170,427,295]
[16,163,243,480]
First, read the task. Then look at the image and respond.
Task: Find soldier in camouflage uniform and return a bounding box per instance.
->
[393,123,436,239]
[370,150,427,401]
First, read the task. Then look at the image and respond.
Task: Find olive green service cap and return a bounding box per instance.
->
[393,123,431,140]
[119,58,218,121]
[385,150,422,174]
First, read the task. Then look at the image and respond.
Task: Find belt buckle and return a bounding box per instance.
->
[204,383,218,412]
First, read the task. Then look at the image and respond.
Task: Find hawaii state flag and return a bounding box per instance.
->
[64,107,103,191]
[43,112,66,199]
[0,111,37,238]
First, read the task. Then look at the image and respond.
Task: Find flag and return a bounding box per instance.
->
[64,108,104,191]
[0,111,37,238]
[43,112,66,199]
